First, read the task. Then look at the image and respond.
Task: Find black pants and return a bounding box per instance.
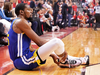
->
[0,22,5,37]
[94,14,100,29]
[62,14,67,28]
[40,22,52,32]
[53,13,58,26]
[57,21,63,28]
[33,17,43,36]
[95,14,100,23]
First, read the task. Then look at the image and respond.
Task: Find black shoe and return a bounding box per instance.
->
[0,39,8,45]
[0,33,7,37]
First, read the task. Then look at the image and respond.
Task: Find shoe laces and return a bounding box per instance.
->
[63,59,76,68]
[68,60,76,64]
[80,57,87,64]
[69,60,78,68]
[62,59,76,64]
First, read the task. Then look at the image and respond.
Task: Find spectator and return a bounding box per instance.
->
[10,0,18,8]
[84,13,89,24]
[18,0,21,3]
[30,0,36,8]
[37,0,44,9]
[68,1,73,27]
[72,2,77,14]
[53,0,59,26]
[57,10,63,28]
[3,1,14,17]
[40,8,52,32]
[23,0,30,5]
[43,0,52,10]
[61,0,68,28]
[88,5,94,27]
[94,1,100,30]
[18,0,24,3]
[77,11,85,27]
[35,8,43,36]
[71,11,77,26]
[0,0,15,21]
[0,0,15,32]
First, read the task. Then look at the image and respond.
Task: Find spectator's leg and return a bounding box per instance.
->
[31,21,38,32]
[68,14,72,27]
[53,14,58,26]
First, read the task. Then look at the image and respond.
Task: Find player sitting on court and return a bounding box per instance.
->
[7,3,89,70]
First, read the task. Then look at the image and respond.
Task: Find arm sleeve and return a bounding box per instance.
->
[0,11,11,21]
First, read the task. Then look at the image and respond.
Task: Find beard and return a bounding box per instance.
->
[27,17,33,22]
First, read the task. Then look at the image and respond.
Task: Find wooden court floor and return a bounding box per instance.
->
[5,28,100,75]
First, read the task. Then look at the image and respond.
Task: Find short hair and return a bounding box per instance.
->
[15,3,27,16]
[63,0,66,3]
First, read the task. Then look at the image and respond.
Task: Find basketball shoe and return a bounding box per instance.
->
[80,55,89,65]
[59,55,89,68]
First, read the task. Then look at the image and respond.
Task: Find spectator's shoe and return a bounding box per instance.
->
[2,33,7,37]
[59,59,82,68]
[81,55,89,65]
[0,33,7,37]
[0,39,8,46]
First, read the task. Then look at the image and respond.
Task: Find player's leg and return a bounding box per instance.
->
[37,38,85,68]
[14,51,40,70]
[37,38,65,61]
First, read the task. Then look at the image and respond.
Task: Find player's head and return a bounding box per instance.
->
[15,3,33,21]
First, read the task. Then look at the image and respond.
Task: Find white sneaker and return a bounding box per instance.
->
[81,55,89,65]
[59,59,82,68]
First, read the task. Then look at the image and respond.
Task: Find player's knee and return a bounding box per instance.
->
[52,38,64,47]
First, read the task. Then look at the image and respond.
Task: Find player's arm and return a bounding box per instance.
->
[16,19,47,47]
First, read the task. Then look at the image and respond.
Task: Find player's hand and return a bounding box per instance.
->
[50,54,60,65]
[59,51,68,64]
[28,22,32,27]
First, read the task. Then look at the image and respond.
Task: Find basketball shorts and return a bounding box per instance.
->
[13,49,46,70]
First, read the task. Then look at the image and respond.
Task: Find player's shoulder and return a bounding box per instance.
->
[14,18,28,26]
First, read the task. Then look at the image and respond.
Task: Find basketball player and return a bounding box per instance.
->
[8,3,89,70]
